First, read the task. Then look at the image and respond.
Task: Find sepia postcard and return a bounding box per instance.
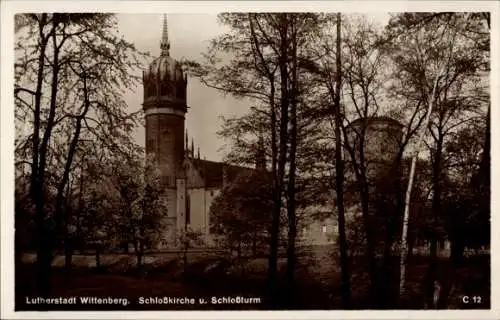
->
[1,1,499,319]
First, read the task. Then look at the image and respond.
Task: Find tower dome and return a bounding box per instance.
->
[143,14,187,109]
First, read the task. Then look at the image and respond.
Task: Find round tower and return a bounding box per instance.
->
[143,14,188,247]
[345,116,404,181]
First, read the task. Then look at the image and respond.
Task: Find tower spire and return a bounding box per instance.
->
[160,14,170,56]
[191,138,195,158]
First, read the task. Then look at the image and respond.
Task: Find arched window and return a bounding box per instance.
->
[150,82,156,97]
[161,81,168,96]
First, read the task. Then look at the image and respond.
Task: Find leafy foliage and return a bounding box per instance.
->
[210,170,274,256]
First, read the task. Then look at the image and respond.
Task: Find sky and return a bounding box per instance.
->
[116,13,391,162]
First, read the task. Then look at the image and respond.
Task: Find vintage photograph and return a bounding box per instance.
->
[10,10,491,312]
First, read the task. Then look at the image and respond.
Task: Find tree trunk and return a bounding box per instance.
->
[36,17,63,296]
[95,244,101,268]
[285,220,296,303]
[63,180,74,275]
[29,13,48,198]
[247,13,288,309]
[36,227,53,297]
[235,241,240,259]
[138,249,143,269]
[360,188,380,307]
[247,15,278,285]
[252,234,257,257]
[269,14,290,309]
[437,237,464,308]
[268,108,280,308]
[408,234,414,259]
[59,110,89,270]
[399,66,444,305]
[380,155,404,308]
[134,241,142,269]
[285,14,299,306]
[425,134,443,308]
[333,12,352,309]
[31,13,51,298]
[424,239,438,308]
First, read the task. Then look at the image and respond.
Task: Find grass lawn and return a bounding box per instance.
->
[15,247,490,310]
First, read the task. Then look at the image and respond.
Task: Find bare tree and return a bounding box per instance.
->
[14,13,145,295]
[332,13,352,308]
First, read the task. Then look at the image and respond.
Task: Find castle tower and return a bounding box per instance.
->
[142,14,188,247]
[345,116,404,181]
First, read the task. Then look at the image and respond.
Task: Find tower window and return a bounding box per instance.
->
[161,82,168,96]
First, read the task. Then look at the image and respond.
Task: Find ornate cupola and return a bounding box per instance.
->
[142,14,188,114]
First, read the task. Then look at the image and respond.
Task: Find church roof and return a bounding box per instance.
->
[190,158,256,188]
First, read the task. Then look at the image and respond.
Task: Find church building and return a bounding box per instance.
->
[142,15,264,248]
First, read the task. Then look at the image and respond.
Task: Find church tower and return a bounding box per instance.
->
[143,14,188,247]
